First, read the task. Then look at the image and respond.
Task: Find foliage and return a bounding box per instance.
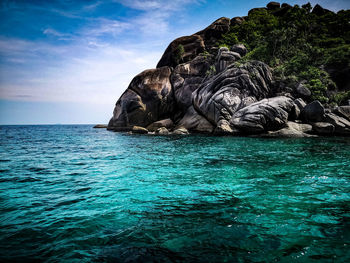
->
[331,91,350,105]
[218,3,350,104]
[217,32,238,47]
[174,44,185,65]
[201,50,211,59]
[206,65,216,77]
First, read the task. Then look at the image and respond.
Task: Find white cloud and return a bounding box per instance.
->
[0,37,162,106]
[115,0,200,11]
[83,18,131,37]
[113,0,202,35]
[0,0,202,122]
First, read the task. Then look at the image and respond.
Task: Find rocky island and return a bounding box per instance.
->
[107,2,350,137]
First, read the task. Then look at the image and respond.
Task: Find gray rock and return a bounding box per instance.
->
[177,106,214,133]
[231,44,247,57]
[263,121,313,137]
[193,61,272,125]
[267,128,314,138]
[267,2,280,10]
[230,96,295,133]
[300,100,325,122]
[213,119,237,135]
[312,122,335,135]
[295,83,311,98]
[172,127,189,135]
[147,119,174,132]
[195,17,231,50]
[171,54,213,116]
[290,98,306,120]
[324,113,350,135]
[215,47,241,73]
[230,17,245,26]
[132,126,148,134]
[333,106,350,122]
[157,35,205,68]
[93,124,107,128]
[108,67,174,129]
[155,127,169,135]
[294,98,306,111]
[286,121,312,133]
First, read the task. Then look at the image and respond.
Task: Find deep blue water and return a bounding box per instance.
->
[0,125,349,262]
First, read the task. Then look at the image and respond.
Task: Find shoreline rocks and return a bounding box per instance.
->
[107,4,350,138]
[93,124,108,128]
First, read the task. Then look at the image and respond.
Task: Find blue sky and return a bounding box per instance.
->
[0,0,349,124]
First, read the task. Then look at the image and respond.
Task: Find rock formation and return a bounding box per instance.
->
[107,2,350,137]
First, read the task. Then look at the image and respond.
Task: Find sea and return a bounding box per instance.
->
[0,125,349,262]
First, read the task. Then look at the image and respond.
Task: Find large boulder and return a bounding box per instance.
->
[290,98,306,120]
[266,121,313,137]
[108,67,174,129]
[300,100,325,122]
[157,17,231,69]
[266,2,280,10]
[230,96,295,133]
[132,126,148,134]
[155,127,169,135]
[294,83,311,99]
[215,47,240,73]
[172,127,189,135]
[333,106,350,121]
[156,35,205,68]
[324,113,350,135]
[171,54,213,117]
[231,44,247,57]
[193,61,272,125]
[312,122,335,135]
[195,17,231,50]
[214,119,237,135]
[177,106,214,133]
[230,17,245,26]
[146,118,174,132]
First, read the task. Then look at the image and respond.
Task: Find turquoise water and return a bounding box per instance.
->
[0,125,349,262]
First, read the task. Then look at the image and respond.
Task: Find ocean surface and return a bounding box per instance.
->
[0,125,349,262]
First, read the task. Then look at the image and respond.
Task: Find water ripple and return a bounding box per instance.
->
[0,125,349,262]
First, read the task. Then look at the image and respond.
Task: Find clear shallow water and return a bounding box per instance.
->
[0,125,349,263]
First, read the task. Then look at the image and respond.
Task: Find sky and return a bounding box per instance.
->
[0,0,349,124]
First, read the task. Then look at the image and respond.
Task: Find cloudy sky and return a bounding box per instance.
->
[0,0,349,124]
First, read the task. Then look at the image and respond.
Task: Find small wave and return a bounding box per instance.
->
[28,167,49,174]
[72,162,86,166]
[54,198,84,207]
[17,177,41,183]
[69,172,86,176]
[75,187,91,193]
[0,176,40,183]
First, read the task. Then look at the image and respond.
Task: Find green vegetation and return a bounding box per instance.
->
[174,44,185,65]
[219,3,350,104]
[206,65,216,77]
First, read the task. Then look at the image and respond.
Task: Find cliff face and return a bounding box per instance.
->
[107,2,350,137]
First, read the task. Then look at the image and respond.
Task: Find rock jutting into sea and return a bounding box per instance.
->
[107,2,350,137]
